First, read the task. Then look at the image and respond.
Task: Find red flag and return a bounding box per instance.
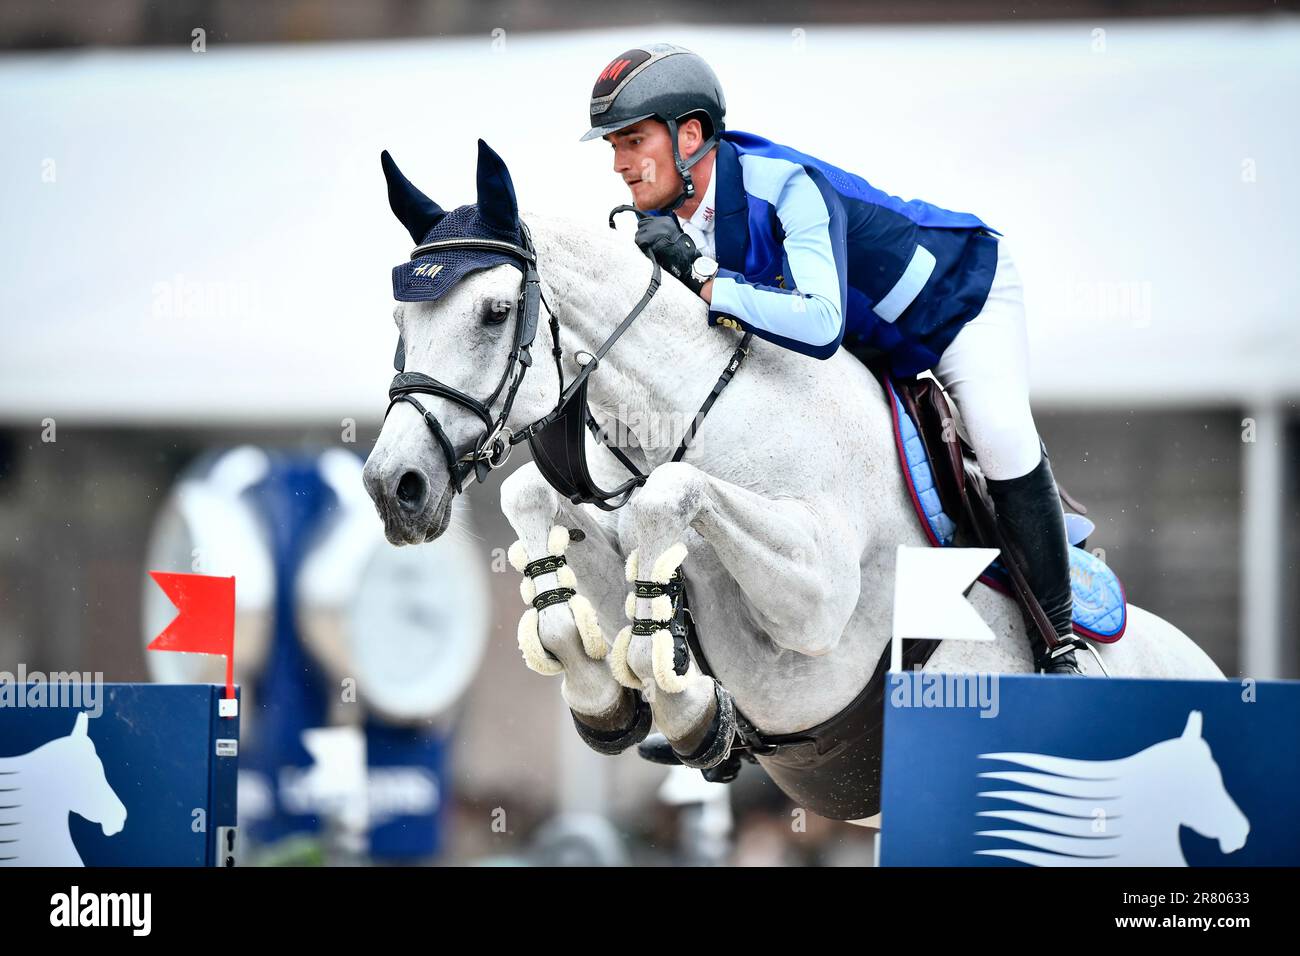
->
[147,571,236,700]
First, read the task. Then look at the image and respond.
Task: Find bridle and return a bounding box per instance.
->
[386,224,549,495]
[385,211,752,511]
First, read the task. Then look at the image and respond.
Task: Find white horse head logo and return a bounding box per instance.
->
[0,711,127,866]
[974,710,1249,866]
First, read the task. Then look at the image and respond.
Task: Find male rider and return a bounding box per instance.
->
[581,43,1086,674]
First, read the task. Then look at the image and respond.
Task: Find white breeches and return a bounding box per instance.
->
[932,240,1044,481]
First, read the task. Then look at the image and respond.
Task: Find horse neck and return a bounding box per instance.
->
[528,216,736,466]
[1,747,76,850]
[11,739,74,803]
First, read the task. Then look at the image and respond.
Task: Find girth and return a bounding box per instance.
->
[676,570,940,821]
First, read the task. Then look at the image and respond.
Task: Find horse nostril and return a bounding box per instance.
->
[395,471,428,513]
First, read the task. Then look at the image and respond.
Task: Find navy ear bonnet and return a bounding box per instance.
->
[391,204,524,303]
[382,142,525,304]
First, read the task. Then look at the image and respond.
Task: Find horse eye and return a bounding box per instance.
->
[483,298,512,325]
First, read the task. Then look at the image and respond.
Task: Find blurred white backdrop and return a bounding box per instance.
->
[1,17,1297,423]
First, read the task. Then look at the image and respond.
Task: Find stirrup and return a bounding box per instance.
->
[1071,638,1109,676]
[1039,634,1108,677]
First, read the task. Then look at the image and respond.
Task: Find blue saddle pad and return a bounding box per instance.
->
[886,378,1126,642]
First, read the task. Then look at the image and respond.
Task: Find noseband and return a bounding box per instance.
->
[385,213,753,511]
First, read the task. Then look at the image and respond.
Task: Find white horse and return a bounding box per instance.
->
[362,144,1223,818]
[0,711,127,866]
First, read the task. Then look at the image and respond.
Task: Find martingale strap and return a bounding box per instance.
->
[522,329,754,511]
[510,205,756,512]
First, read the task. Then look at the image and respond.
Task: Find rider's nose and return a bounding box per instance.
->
[395,470,429,514]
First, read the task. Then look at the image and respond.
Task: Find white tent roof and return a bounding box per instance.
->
[2,17,1296,423]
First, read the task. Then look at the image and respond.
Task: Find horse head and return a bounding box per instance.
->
[63,712,127,837]
[363,141,553,545]
[1164,710,1249,855]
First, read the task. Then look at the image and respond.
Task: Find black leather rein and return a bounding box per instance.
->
[385,213,754,511]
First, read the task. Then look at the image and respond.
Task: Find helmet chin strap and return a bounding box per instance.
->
[657,116,719,215]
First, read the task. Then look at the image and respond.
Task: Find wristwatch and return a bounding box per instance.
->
[690,255,720,289]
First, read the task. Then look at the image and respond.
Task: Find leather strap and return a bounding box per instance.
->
[672,333,753,463]
[523,555,566,578]
[532,587,576,611]
[893,375,971,527]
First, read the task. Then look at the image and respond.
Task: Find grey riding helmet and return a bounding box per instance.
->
[581,44,726,212]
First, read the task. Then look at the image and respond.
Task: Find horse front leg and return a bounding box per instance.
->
[615,461,864,766]
[500,463,650,754]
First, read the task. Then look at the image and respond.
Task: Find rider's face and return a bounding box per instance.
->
[606,119,687,211]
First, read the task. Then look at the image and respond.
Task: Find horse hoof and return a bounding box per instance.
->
[570,690,652,756]
[675,682,737,771]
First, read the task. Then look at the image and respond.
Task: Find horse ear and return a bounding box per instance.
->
[475,139,519,233]
[1182,710,1203,739]
[381,150,446,243]
[73,711,89,737]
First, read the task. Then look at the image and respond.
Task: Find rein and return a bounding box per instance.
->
[385,211,753,510]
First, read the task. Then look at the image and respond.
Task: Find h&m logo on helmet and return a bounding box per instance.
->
[411,263,444,280]
[599,58,634,84]
[593,49,651,98]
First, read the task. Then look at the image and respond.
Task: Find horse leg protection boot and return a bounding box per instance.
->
[985,445,1083,675]
[672,680,738,770]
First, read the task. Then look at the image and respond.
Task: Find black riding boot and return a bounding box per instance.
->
[984,444,1084,675]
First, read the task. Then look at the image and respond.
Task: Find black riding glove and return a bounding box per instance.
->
[634,216,705,294]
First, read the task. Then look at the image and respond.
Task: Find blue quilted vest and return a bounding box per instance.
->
[713,131,1001,377]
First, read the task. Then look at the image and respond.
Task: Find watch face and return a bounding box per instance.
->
[694,256,719,279]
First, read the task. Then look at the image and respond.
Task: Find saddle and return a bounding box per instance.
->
[873,362,1118,654]
[890,370,1088,539]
